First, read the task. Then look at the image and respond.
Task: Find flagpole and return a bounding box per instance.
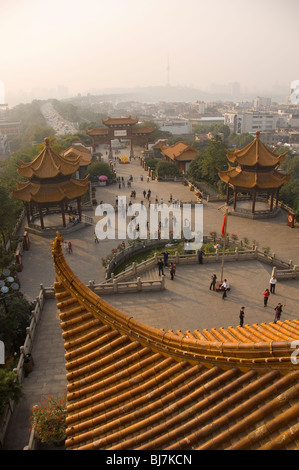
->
[221,208,228,283]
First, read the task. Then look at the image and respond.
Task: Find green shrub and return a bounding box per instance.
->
[0,369,23,417]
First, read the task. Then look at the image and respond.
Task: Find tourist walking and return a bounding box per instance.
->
[263,288,270,307]
[274,303,283,323]
[68,241,72,254]
[221,279,229,299]
[169,262,175,280]
[161,250,169,267]
[239,307,245,327]
[270,275,277,294]
[197,249,204,264]
[94,232,99,243]
[210,274,217,291]
[158,258,164,276]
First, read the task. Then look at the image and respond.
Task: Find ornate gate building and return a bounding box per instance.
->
[86,116,154,158]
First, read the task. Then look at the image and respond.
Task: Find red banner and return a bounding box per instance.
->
[221,214,226,238]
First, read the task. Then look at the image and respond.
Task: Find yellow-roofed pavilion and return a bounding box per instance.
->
[218,131,291,213]
[12,138,89,230]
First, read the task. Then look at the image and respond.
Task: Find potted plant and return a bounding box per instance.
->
[30,391,67,447]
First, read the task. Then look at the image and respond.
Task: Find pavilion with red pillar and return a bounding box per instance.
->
[12,138,89,230]
[218,131,291,215]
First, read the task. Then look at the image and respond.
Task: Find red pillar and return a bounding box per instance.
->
[233,188,237,210]
[226,184,230,204]
[77,197,82,221]
[270,192,274,211]
[252,190,257,213]
[61,201,66,227]
[38,205,44,230]
[276,188,280,206]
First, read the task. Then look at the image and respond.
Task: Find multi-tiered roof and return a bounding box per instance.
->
[13,138,89,204]
[12,138,89,229]
[218,131,291,212]
[219,131,290,190]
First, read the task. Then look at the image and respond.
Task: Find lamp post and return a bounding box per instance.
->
[0,269,19,313]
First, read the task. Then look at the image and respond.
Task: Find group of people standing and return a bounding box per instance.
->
[239,274,284,326]
[63,240,72,254]
[207,268,284,327]
[157,251,176,280]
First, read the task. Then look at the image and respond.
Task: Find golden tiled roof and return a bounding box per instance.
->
[16,138,81,179]
[131,126,155,135]
[51,233,299,450]
[218,165,291,189]
[102,116,139,126]
[161,142,198,162]
[62,144,92,166]
[13,176,89,203]
[86,128,108,136]
[227,131,287,167]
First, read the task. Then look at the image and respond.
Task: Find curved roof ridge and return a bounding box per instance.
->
[227,131,287,167]
[51,232,297,371]
[16,138,81,179]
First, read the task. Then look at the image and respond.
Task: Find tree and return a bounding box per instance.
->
[188,135,228,185]
[0,293,31,357]
[0,187,22,247]
[155,161,182,178]
[0,369,23,417]
[87,161,114,181]
[229,133,254,149]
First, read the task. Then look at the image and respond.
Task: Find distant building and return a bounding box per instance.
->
[0,120,21,136]
[288,115,299,128]
[148,138,169,159]
[0,133,9,156]
[253,96,272,109]
[156,119,192,135]
[161,141,198,174]
[224,112,281,134]
[62,142,92,178]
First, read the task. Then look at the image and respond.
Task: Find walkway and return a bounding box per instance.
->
[3,145,299,449]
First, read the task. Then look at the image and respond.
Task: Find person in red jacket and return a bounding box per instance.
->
[263,288,270,307]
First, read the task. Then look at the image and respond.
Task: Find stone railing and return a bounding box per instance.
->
[88,275,165,295]
[0,284,54,449]
[104,246,299,282]
[105,239,166,279]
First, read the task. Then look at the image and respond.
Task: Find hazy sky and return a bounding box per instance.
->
[1,0,299,105]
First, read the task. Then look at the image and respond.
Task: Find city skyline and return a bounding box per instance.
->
[1,0,298,106]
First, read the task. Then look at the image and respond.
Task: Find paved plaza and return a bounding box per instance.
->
[3,145,299,449]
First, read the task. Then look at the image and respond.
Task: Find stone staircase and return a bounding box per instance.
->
[125,266,161,282]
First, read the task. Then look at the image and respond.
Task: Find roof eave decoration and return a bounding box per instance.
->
[16,138,81,179]
[12,176,89,203]
[226,131,286,167]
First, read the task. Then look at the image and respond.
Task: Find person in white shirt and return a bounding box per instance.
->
[221,279,230,299]
[269,275,277,294]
